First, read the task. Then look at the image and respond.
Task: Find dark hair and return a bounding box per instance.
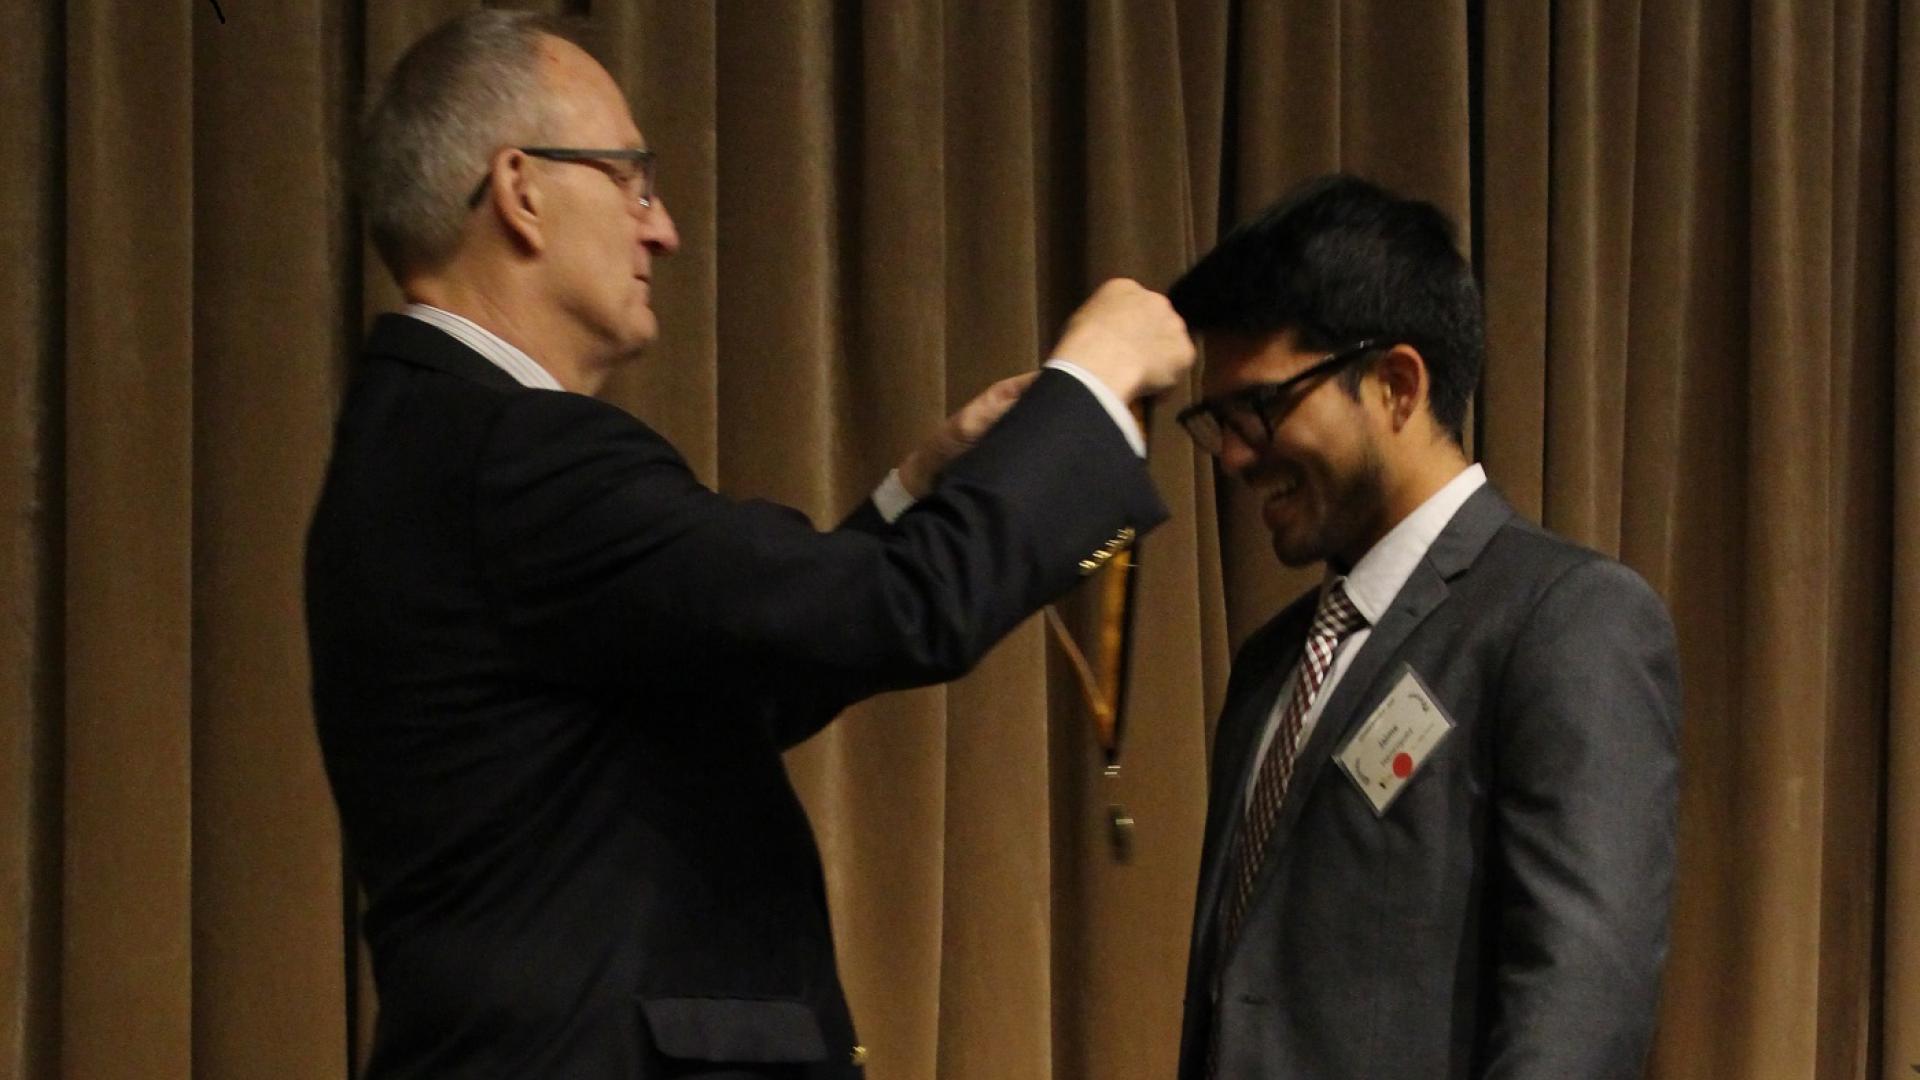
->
[1169,174,1484,445]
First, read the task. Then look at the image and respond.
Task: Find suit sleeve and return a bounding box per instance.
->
[472,368,1167,712]
[835,494,893,539]
[758,497,900,749]
[1480,559,1682,1079]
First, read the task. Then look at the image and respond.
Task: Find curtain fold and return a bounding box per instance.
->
[1045,6,1214,1078]
[188,1,352,1074]
[0,0,62,1076]
[1883,3,1920,1076]
[930,6,1057,1078]
[60,1,197,1076]
[0,3,1910,1078]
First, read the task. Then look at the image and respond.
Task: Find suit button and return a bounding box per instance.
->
[850,1044,868,1066]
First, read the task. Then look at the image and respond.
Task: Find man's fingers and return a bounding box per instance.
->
[987,370,1040,405]
[939,371,1041,451]
[1048,279,1195,402]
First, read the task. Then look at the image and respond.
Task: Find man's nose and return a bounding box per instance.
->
[640,196,680,256]
[1217,427,1259,477]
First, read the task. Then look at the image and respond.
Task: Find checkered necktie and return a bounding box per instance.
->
[1216,582,1367,956]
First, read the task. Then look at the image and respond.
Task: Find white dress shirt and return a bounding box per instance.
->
[1243,462,1488,806]
[403,303,566,391]
[403,304,1146,524]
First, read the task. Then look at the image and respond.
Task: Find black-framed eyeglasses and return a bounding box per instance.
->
[1177,339,1387,455]
[466,147,658,209]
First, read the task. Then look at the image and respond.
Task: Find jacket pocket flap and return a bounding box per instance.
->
[639,996,828,1063]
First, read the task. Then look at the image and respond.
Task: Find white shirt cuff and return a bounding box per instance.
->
[871,468,918,524]
[1041,359,1147,456]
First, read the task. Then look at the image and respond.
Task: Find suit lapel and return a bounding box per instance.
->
[1190,599,1313,963]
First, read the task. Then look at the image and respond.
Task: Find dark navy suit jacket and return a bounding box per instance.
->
[306,315,1165,1078]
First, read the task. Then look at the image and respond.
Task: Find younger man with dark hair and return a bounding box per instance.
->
[1172,175,1680,1079]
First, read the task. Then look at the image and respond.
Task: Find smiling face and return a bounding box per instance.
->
[1202,328,1395,571]
[529,36,679,360]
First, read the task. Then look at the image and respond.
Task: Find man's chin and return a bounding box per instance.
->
[611,312,659,356]
[1269,532,1325,569]
[1263,503,1328,568]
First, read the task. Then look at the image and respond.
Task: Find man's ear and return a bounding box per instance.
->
[1375,344,1429,433]
[484,149,546,255]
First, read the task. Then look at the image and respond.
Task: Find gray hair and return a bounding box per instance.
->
[361,11,590,277]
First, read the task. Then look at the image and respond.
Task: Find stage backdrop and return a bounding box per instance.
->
[2,1,1914,1078]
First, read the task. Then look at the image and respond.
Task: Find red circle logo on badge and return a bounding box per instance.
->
[1392,752,1414,779]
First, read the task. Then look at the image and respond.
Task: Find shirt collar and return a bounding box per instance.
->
[401,303,567,392]
[1329,463,1488,625]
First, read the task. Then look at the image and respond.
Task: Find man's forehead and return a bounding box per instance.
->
[1200,327,1313,388]
[536,34,644,146]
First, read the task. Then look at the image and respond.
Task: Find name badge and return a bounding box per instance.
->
[1335,665,1453,816]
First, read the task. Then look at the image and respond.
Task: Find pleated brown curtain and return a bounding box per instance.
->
[1478,2,1914,1076]
[2,2,1914,1080]
[7,1,336,1077]
[1892,5,1920,1076]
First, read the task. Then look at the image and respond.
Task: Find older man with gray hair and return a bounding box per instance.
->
[305,10,1192,1079]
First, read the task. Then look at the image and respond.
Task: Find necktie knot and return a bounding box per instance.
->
[1309,581,1367,642]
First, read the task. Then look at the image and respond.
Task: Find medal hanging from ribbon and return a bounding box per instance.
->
[1043,403,1148,862]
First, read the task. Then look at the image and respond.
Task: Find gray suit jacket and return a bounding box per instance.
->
[1179,485,1681,1080]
